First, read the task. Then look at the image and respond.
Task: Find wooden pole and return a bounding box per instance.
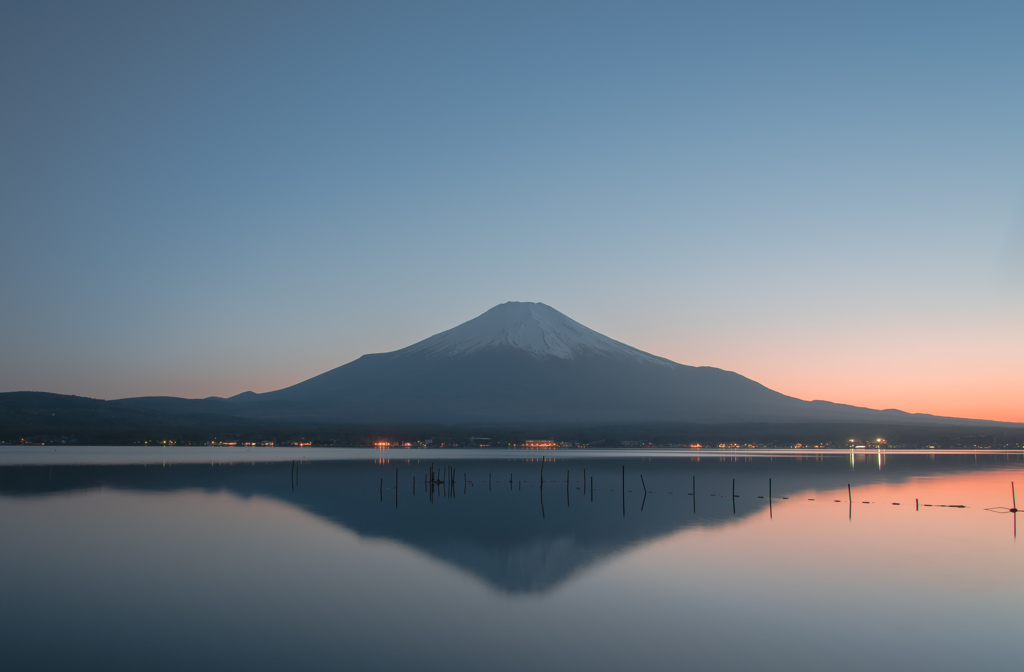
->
[640,474,647,495]
[540,480,546,519]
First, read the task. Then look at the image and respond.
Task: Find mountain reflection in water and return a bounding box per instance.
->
[2,451,1021,594]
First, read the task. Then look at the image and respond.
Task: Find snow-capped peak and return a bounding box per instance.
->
[401,302,674,365]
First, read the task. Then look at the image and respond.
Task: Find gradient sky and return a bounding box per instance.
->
[2,1,1022,421]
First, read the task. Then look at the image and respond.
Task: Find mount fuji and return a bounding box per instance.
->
[199,301,967,427]
[5,301,1019,442]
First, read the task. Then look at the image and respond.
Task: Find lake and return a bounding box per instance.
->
[1,447,1022,671]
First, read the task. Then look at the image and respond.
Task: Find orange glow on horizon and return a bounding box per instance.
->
[650,327,1024,424]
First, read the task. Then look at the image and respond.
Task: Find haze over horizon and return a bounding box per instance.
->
[3,1,1022,422]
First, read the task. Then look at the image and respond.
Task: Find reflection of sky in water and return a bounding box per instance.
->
[1,449,1022,671]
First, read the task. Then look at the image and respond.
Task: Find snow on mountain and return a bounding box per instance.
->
[401,301,674,366]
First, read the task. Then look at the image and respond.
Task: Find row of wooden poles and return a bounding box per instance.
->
[370,459,771,517]
[310,459,1017,527]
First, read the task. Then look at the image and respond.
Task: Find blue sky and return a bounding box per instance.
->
[2,1,1022,420]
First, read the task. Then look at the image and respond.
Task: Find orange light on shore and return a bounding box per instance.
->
[524,440,556,448]
[374,441,392,448]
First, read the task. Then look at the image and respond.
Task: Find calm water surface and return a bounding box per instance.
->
[1,447,1022,671]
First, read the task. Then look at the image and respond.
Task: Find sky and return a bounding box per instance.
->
[2,0,1022,422]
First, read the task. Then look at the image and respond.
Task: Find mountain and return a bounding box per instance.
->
[4,301,1020,441]
[205,301,993,427]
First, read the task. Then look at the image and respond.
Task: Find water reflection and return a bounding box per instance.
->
[2,452,1020,594]
[2,450,1023,672]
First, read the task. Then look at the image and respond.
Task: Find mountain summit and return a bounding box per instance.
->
[402,301,669,365]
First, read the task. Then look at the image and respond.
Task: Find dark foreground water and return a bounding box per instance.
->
[1,447,1022,671]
